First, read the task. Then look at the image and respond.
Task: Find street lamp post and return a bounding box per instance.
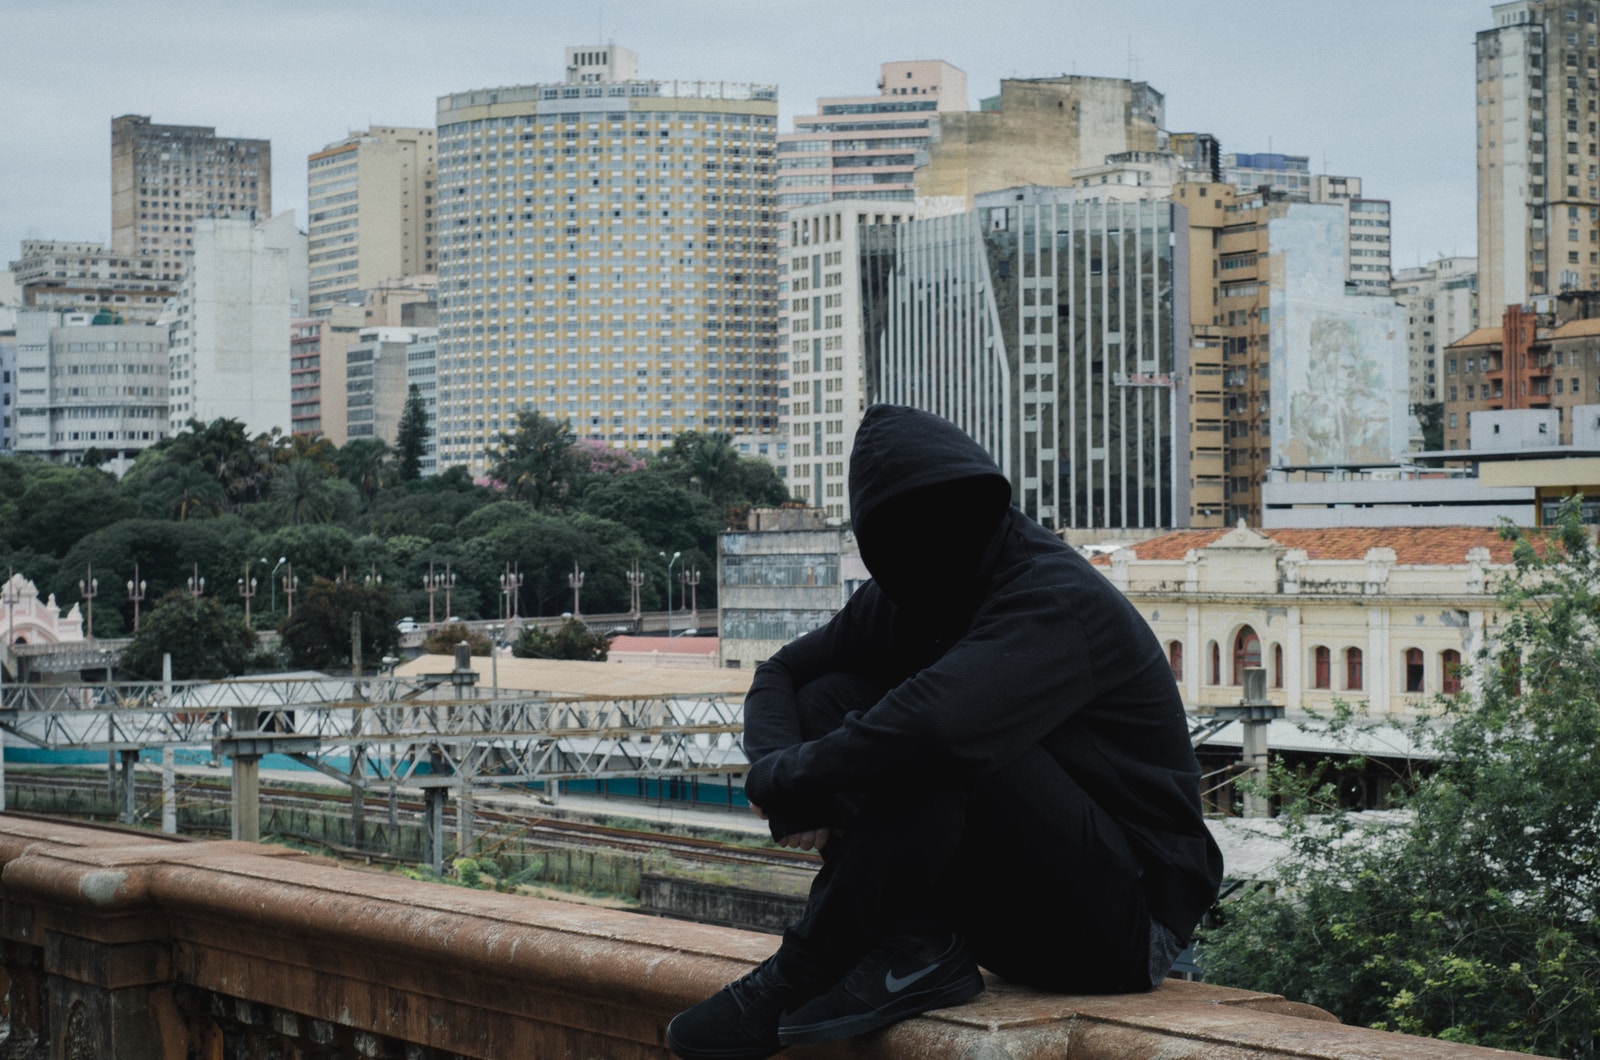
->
[268,556,287,615]
[568,561,584,618]
[187,565,205,600]
[126,565,147,632]
[78,564,98,641]
[237,567,258,630]
[626,560,645,622]
[443,563,457,620]
[499,564,523,623]
[424,561,442,625]
[282,565,299,618]
[679,567,701,626]
[660,550,681,637]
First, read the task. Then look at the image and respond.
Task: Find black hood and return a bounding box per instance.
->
[849,405,1013,611]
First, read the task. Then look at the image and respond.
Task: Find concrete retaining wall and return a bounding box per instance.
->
[0,816,1526,1058]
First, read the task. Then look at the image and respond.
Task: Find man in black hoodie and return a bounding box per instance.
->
[667,405,1222,1059]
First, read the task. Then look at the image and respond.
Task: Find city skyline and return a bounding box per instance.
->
[4,0,1481,274]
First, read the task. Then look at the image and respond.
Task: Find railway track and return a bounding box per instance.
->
[3,770,821,874]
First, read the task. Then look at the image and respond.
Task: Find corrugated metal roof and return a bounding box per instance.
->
[395,654,752,698]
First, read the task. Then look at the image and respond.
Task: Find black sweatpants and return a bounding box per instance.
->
[768,672,1155,995]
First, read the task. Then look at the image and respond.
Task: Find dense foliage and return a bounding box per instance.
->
[1199,500,1600,1057]
[1,417,787,672]
[119,590,257,680]
[511,618,610,662]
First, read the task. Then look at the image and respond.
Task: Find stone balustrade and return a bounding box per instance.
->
[0,816,1524,1059]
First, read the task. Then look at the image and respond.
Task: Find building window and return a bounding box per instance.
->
[1405,647,1425,693]
[1272,643,1284,688]
[1441,649,1463,694]
[1168,641,1183,682]
[1209,641,1221,686]
[1232,626,1261,685]
[1313,646,1331,689]
[1346,647,1364,691]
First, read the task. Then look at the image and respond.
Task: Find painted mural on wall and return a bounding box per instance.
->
[1269,205,1410,468]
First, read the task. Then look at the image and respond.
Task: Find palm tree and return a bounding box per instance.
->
[336,438,393,503]
[270,459,335,526]
[148,463,226,522]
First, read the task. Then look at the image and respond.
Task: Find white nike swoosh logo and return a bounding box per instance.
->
[884,963,938,993]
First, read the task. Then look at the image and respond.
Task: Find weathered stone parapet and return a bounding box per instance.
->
[0,816,1527,1058]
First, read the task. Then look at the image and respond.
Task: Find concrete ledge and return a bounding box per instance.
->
[0,816,1524,1058]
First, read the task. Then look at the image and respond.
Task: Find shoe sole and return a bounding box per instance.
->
[776,970,984,1046]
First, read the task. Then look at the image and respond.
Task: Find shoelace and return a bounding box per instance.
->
[726,957,787,1010]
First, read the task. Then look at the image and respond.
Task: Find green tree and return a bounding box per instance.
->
[651,431,789,524]
[511,618,609,662]
[1199,499,1600,1055]
[278,576,401,671]
[0,458,134,556]
[269,458,337,526]
[420,622,492,656]
[143,461,227,522]
[1412,401,1445,452]
[488,409,580,509]
[119,590,256,680]
[337,438,394,504]
[395,384,431,482]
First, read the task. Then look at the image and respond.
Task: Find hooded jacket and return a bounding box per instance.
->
[742,405,1223,940]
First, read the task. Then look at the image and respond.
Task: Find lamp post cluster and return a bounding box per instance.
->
[77,565,99,641]
[499,564,523,623]
[423,562,455,624]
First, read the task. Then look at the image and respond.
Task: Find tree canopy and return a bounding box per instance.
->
[1199,500,1600,1056]
[1,414,791,656]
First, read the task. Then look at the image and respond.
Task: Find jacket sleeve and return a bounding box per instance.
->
[740,584,894,836]
[743,581,1094,821]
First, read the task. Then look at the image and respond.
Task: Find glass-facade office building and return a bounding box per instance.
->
[861,189,1188,529]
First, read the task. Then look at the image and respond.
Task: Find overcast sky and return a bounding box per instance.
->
[2,0,1486,273]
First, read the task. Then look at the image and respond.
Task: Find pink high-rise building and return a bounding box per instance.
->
[776,61,967,210]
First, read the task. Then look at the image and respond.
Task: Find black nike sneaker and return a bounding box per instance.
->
[667,954,812,1060]
[777,934,984,1045]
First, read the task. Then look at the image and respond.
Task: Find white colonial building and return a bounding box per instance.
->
[1096,523,1518,718]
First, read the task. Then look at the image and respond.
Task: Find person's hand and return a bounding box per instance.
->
[749,800,767,820]
[778,827,830,852]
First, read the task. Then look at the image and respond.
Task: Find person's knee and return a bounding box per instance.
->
[794,672,887,741]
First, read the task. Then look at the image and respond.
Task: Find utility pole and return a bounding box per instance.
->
[350,611,365,849]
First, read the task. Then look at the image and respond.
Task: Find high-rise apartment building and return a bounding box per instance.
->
[12,308,169,473]
[111,115,271,280]
[167,214,306,437]
[1393,257,1481,408]
[782,200,913,518]
[777,61,966,210]
[1477,1,1600,312]
[1174,183,1409,525]
[288,305,364,441]
[306,127,437,314]
[8,241,176,324]
[913,76,1165,216]
[431,47,780,471]
[346,325,436,446]
[860,189,1186,530]
[1222,152,1392,294]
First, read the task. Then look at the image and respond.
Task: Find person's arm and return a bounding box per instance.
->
[740,583,893,838]
[743,583,1094,819]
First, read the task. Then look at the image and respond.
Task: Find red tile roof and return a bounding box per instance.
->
[1445,327,1504,349]
[1090,526,1521,567]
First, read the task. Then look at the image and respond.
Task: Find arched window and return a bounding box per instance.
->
[1441,649,1463,694]
[1168,641,1183,681]
[1346,647,1364,691]
[1232,626,1261,685]
[1313,646,1331,689]
[1272,643,1284,688]
[1404,648,1425,692]
[1209,641,1221,685]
